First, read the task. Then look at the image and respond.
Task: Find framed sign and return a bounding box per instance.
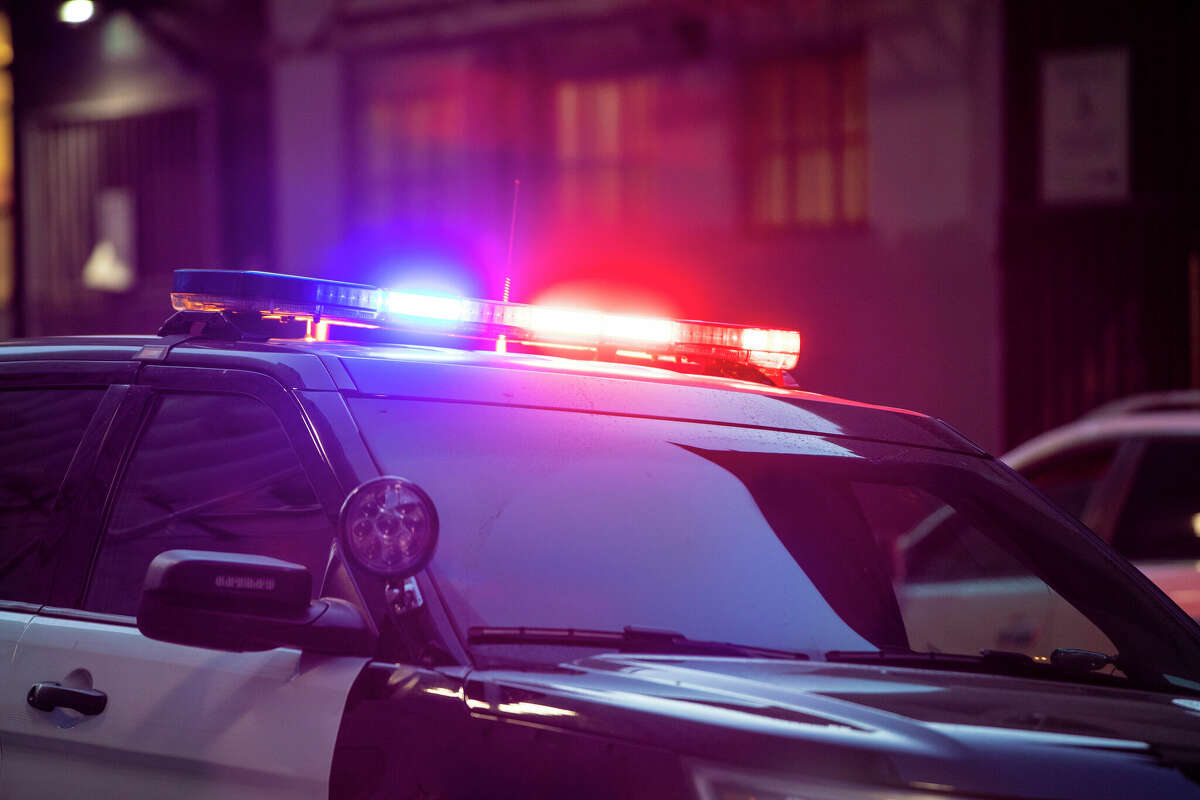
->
[1040,48,1129,204]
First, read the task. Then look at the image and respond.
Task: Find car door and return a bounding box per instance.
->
[0,365,372,799]
[0,362,130,792]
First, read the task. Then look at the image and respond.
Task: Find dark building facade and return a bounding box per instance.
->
[1002,0,1200,446]
[6,0,270,337]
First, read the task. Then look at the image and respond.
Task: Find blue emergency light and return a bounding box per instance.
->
[170,269,802,378]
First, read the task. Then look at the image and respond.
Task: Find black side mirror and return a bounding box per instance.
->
[137,550,377,656]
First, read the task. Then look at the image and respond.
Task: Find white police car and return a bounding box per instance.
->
[1003,392,1200,621]
[2,270,1200,799]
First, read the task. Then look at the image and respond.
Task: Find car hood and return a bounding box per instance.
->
[463,655,1200,798]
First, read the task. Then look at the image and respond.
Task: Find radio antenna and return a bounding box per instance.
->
[497,179,520,353]
[503,179,520,303]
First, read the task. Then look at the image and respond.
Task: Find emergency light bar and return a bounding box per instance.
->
[171,270,801,376]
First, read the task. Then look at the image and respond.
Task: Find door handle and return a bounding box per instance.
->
[27,682,107,716]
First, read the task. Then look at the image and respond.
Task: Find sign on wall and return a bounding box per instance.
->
[1040,48,1129,204]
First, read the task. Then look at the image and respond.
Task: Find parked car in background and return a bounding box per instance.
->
[1002,391,1200,620]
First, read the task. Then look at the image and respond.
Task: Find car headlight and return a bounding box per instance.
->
[690,762,962,800]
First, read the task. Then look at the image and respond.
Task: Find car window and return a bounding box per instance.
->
[895,506,1028,581]
[1019,442,1120,519]
[85,393,336,616]
[1111,438,1200,561]
[350,398,1125,663]
[0,388,105,603]
[882,488,1113,657]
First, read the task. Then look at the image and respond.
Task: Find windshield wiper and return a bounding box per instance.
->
[824,648,1121,681]
[468,626,809,660]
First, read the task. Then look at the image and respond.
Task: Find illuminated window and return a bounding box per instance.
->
[554,75,658,224]
[354,52,527,225]
[745,50,866,228]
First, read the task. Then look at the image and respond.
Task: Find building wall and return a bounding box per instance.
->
[270,0,1004,451]
[1002,0,1200,447]
[9,1,270,337]
[9,6,216,337]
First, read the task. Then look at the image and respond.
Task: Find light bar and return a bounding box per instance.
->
[171,270,801,377]
[173,270,381,321]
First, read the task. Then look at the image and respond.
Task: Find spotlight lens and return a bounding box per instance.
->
[340,477,438,576]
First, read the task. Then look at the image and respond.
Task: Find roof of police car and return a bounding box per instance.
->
[0,334,982,454]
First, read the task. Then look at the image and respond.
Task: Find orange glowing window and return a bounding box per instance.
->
[0,12,11,308]
[746,49,866,229]
[554,75,658,224]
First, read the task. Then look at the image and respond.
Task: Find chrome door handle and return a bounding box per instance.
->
[27,682,107,716]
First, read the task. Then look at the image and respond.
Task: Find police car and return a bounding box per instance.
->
[1003,392,1200,621]
[2,269,1200,799]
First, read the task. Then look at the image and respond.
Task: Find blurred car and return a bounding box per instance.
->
[2,271,1200,798]
[1003,391,1200,620]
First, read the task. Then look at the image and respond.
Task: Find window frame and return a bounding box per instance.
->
[0,357,475,668]
[739,43,868,233]
[57,366,351,617]
[0,360,135,610]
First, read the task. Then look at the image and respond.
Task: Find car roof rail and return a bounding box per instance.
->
[1084,390,1200,418]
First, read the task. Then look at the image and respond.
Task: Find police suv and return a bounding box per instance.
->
[2,270,1200,799]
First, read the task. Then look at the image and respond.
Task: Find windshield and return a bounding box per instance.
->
[350,396,1200,689]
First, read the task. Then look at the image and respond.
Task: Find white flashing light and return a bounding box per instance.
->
[170,270,801,381]
[602,314,675,345]
[386,291,464,323]
[530,307,604,340]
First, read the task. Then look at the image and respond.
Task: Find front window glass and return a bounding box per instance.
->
[887,486,1113,657]
[86,393,335,615]
[351,397,1188,687]
[0,388,103,603]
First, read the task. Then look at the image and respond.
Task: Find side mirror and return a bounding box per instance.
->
[137,550,377,656]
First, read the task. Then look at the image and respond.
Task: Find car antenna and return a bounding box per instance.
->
[497,178,520,353]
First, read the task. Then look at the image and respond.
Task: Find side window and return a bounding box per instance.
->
[1111,438,1200,561]
[898,512,1029,582]
[86,393,336,615]
[1019,442,1120,520]
[0,388,104,603]
[878,485,1115,658]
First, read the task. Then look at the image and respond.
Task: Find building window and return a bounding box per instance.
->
[745,49,866,229]
[354,52,528,226]
[554,75,658,224]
